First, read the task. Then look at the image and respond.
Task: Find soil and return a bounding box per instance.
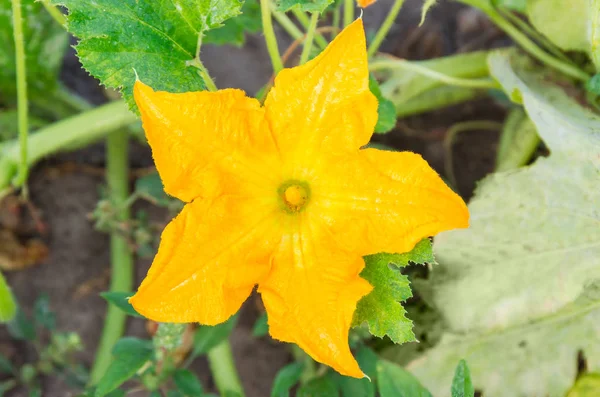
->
[1,1,510,396]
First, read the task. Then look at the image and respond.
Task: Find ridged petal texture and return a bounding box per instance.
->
[130,19,469,378]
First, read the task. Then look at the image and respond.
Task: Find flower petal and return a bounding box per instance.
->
[313,149,469,256]
[134,81,280,202]
[264,19,377,163]
[130,195,281,324]
[258,215,373,378]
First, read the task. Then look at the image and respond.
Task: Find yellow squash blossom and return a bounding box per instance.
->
[357,0,377,8]
[130,19,468,378]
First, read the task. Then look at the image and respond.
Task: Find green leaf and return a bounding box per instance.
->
[566,374,600,397]
[7,308,35,340]
[52,0,245,110]
[0,0,68,103]
[192,314,238,356]
[420,0,437,25]
[173,369,204,397]
[369,77,396,134]
[276,0,333,13]
[100,291,143,318]
[33,294,56,330]
[450,360,474,397]
[251,312,269,337]
[0,272,16,323]
[586,74,600,95]
[297,375,339,397]
[270,362,304,397]
[495,108,540,171]
[526,0,591,54]
[335,346,378,397]
[352,239,434,344]
[493,0,526,11]
[204,0,261,47]
[0,354,14,374]
[135,172,171,206]
[377,360,432,397]
[406,49,600,397]
[95,337,153,397]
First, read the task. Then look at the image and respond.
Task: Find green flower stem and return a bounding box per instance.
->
[271,5,304,40]
[291,9,328,49]
[343,0,354,27]
[0,101,137,191]
[11,0,29,192]
[369,59,500,89]
[261,0,284,73]
[300,13,319,65]
[207,341,245,397]
[90,127,133,384]
[393,86,481,118]
[458,1,589,81]
[367,0,405,57]
[40,0,66,26]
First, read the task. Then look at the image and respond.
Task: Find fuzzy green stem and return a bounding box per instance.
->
[11,0,29,192]
[370,59,500,89]
[367,0,405,57]
[90,129,134,384]
[343,0,353,27]
[271,5,304,40]
[261,0,284,73]
[207,341,245,397]
[300,13,319,65]
[292,9,328,49]
[0,101,137,191]
[459,1,589,81]
[197,63,218,92]
[40,0,66,26]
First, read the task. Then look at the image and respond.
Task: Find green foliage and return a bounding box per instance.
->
[407,49,600,397]
[252,312,269,337]
[95,337,153,397]
[204,0,261,47]
[420,0,437,25]
[333,346,378,397]
[526,0,591,53]
[33,294,56,330]
[587,73,600,95]
[369,77,397,134]
[100,291,143,318]
[51,0,246,110]
[0,272,16,323]
[297,375,339,397]
[270,363,304,397]
[7,308,36,341]
[494,0,526,11]
[0,0,68,103]
[135,172,171,206]
[495,107,540,171]
[276,0,333,13]
[377,360,432,397]
[192,314,238,356]
[450,360,474,397]
[566,374,600,397]
[173,369,204,397]
[353,239,434,344]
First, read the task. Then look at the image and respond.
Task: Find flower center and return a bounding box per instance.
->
[279,180,310,213]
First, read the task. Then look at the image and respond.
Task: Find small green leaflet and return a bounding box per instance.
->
[204,0,261,47]
[52,0,245,110]
[277,0,333,13]
[420,0,437,26]
[369,76,397,134]
[353,239,435,344]
[0,272,16,323]
[451,360,474,397]
[0,0,68,104]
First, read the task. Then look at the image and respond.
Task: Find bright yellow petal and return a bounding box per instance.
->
[264,19,377,165]
[312,149,469,256]
[357,0,377,7]
[130,195,281,324]
[134,81,280,202]
[258,214,373,378]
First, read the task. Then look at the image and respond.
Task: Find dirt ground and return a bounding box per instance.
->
[1,1,509,395]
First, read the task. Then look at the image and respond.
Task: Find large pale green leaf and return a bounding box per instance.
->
[526,0,593,56]
[52,0,245,109]
[0,0,68,104]
[353,239,435,344]
[406,49,600,397]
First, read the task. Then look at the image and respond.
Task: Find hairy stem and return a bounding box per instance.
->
[343,0,353,27]
[367,0,405,57]
[300,13,319,65]
[292,9,328,49]
[261,0,284,73]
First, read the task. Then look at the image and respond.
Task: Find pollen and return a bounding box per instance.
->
[282,184,309,212]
